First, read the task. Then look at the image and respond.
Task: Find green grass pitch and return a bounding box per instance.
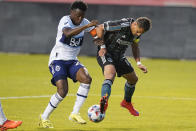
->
[0,53,196,131]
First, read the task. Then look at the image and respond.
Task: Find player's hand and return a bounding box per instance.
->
[99,48,107,57]
[93,38,104,45]
[88,20,98,27]
[137,64,148,73]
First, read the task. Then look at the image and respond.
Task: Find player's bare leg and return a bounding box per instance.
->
[40,79,68,128]
[69,68,92,124]
[100,65,116,114]
[121,72,139,116]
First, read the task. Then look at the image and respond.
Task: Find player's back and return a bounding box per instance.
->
[103,18,135,56]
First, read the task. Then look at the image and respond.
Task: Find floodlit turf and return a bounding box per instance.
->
[0,53,196,131]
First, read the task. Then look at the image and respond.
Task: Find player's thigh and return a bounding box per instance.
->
[49,60,68,86]
[76,67,92,84]
[97,53,116,80]
[122,71,138,84]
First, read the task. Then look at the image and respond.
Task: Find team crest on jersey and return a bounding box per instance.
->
[55,65,61,72]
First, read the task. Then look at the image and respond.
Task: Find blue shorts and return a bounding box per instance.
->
[49,60,84,86]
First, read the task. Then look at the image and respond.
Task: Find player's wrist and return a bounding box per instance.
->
[136,61,142,66]
[93,36,99,39]
[100,44,106,48]
[86,24,92,28]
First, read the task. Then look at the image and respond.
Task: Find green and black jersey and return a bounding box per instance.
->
[100,18,140,58]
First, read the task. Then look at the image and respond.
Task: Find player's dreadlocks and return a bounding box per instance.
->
[71,0,88,12]
[136,17,152,32]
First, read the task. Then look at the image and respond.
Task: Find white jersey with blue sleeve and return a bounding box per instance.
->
[48,15,94,66]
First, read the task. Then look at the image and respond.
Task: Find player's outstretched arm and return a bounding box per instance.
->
[131,42,148,73]
[92,24,107,56]
[63,20,98,38]
[96,24,104,39]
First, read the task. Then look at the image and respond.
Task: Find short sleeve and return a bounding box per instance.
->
[58,16,72,31]
[103,20,121,31]
[103,18,133,32]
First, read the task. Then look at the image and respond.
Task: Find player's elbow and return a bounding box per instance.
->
[64,32,72,38]
[127,75,138,85]
[63,29,73,38]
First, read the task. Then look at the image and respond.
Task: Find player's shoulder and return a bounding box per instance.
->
[105,17,133,25]
[117,18,134,28]
[121,17,134,22]
[81,18,90,25]
[58,15,72,28]
[60,15,70,22]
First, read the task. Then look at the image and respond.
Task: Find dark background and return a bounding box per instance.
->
[0,2,196,59]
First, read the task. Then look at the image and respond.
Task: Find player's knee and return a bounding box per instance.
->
[134,76,138,83]
[133,76,138,84]
[85,75,92,84]
[57,87,68,98]
[127,75,138,85]
[80,75,92,84]
[56,84,68,98]
[104,72,116,80]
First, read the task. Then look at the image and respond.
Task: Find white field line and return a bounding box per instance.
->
[1,94,196,101]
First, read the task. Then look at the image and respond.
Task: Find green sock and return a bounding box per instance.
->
[124,82,135,102]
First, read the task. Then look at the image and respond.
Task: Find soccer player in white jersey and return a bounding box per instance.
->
[39,0,98,128]
[0,101,22,130]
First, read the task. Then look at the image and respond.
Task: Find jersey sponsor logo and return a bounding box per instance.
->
[116,38,131,45]
[60,35,84,47]
[70,37,83,47]
[122,35,126,38]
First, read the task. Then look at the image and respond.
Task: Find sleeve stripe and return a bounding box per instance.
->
[104,21,121,31]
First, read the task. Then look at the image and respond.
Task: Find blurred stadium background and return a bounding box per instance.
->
[0,0,196,130]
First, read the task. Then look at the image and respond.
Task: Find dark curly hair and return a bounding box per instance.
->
[71,0,88,12]
[136,17,152,32]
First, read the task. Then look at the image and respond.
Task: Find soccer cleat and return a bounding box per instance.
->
[39,114,54,128]
[69,113,86,124]
[100,96,108,114]
[120,99,139,116]
[0,120,22,131]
